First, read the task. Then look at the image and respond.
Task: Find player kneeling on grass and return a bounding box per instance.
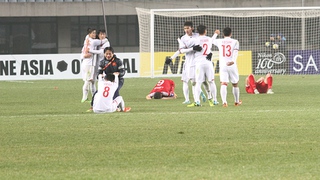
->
[245,73,274,94]
[90,72,131,113]
[146,79,177,100]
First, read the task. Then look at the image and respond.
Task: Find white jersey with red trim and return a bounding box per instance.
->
[93,75,119,112]
[212,36,239,68]
[180,33,199,67]
[194,35,212,64]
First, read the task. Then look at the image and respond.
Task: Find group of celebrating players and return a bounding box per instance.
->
[81,22,275,113]
[147,21,275,107]
[80,28,131,113]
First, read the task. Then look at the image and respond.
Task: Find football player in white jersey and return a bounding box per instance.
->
[80,28,109,103]
[212,27,242,107]
[165,21,209,104]
[88,29,110,89]
[187,25,218,107]
[93,72,131,113]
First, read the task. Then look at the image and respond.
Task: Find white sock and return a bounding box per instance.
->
[82,81,89,100]
[191,84,196,102]
[202,81,212,99]
[182,81,189,102]
[209,81,217,102]
[90,81,96,96]
[220,84,227,104]
[194,82,201,103]
[233,87,240,103]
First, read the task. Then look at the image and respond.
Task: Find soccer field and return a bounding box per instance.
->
[1,75,319,179]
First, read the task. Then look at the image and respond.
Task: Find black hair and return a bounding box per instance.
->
[223,27,232,37]
[105,73,115,82]
[153,92,163,99]
[97,29,106,35]
[104,46,114,54]
[197,25,206,35]
[87,28,96,34]
[184,21,193,27]
[87,28,92,34]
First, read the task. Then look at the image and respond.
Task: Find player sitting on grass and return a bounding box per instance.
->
[88,72,131,113]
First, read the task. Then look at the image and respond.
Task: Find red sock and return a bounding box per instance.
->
[267,76,273,89]
[248,74,256,90]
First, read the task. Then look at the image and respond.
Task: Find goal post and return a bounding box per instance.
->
[136,7,320,77]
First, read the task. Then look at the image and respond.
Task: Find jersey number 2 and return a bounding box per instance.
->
[103,86,110,97]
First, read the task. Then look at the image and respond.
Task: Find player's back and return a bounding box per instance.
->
[93,79,118,112]
[151,79,173,93]
[194,35,212,63]
[213,37,239,67]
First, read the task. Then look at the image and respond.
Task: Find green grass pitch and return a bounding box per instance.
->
[1,75,319,179]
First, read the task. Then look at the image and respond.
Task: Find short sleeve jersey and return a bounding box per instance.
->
[148,79,175,97]
[212,37,239,68]
[93,76,119,112]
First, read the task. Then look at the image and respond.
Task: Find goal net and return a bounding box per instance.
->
[136,7,320,77]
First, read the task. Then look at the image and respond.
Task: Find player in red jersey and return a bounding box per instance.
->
[245,73,274,94]
[146,79,177,99]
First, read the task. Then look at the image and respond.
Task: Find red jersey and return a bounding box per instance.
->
[148,79,175,97]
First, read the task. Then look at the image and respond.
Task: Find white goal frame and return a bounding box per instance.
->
[137,7,320,77]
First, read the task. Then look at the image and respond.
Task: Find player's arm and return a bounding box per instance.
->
[179,45,202,53]
[88,48,103,55]
[161,96,176,100]
[165,38,186,64]
[229,40,239,66]
[91,38,109,47]
[212,29,220,46]
[113,72,119,88]
[146,92,155,100]
[117,60,126,78]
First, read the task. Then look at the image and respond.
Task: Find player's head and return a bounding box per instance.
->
[184,21,193,28]
[104,46,115,60]
[184,21,194,36]
[88,28,97,38]
[197,25,207,35]
[97,29,106,40]
[105,73,115,82]
[153,92,163,99]
[223,27,232,37]
[87,28,92,34]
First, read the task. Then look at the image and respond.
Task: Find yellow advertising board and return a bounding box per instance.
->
[140,51,252,77]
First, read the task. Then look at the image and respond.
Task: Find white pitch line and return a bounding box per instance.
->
[6,81,34,83]
[0,109,312,119]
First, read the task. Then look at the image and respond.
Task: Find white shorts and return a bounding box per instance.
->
[93,96,123,113]
[181,63,195,82]
[81,64,95,81]
[195,61,215,83]
[219,65,239,84]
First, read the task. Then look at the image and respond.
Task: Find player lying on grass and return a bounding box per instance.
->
[245,73,274,94]
[146,79,177,99]
[88,72,131,113]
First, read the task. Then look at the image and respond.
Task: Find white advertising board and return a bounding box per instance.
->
[0,53,140,81]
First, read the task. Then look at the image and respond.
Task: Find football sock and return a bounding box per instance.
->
[194,82,201,103]
[267,76,273,89]
[82,81,90,101]
[209,81,217,102]
[183,81,189,102]
[233,87,240,103]
[220,84,227,104]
